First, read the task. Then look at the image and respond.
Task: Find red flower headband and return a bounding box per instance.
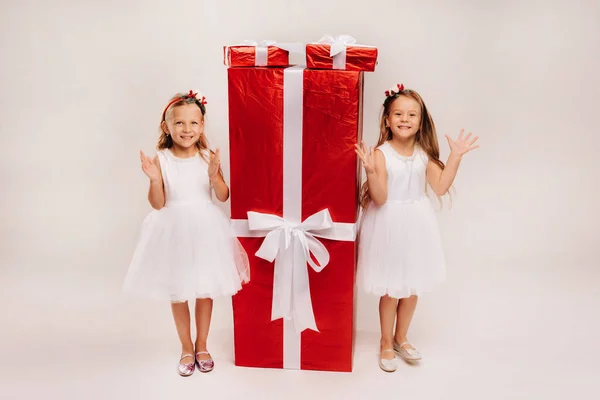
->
[385,83,405,97]
[162,90,207,121]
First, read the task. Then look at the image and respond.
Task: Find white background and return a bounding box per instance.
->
[1,0,599,399]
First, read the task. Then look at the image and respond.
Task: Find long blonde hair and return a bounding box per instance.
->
[157,93,211,163]
[359,89,447,209]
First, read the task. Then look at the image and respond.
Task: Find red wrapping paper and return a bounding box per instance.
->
[224,45,290,67]
[228,66,363,372]
[306,44,378,71]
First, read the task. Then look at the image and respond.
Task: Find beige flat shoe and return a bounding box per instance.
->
[378,349,397,372]
[394,341,422,362]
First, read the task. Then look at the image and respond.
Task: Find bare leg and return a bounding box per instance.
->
[194,298,213,361]
[394,295,418,349]
[379,295,398,360]
[171,301,194,364]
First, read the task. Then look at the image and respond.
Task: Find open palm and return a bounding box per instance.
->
[208,148,221,180]
[355,141,376,174]
[446,129,479,156]
[140,150,160,181]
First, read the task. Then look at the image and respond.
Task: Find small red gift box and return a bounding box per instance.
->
[306,35,378,71]
[224,41,290,67]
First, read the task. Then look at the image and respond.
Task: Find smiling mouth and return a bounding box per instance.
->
[398,126,411,130]
[180,135,194,139]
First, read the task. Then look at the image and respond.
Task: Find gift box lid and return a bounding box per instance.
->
[306,35,378,72]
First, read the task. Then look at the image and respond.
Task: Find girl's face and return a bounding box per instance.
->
[386,96,421,140]
[162,103,204,150]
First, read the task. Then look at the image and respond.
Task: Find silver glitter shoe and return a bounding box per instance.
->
[195,351,214,373]
[178,354,195,377]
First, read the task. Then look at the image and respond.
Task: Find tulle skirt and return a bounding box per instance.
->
[123,202,250,302]
[357,197,445,299]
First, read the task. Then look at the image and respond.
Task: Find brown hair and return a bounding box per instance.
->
[359,89,448,209]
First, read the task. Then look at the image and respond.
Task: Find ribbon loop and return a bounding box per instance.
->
[316,34,358,69]
[317,34,357,56]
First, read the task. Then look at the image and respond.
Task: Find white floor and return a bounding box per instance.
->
[1,262,598,400]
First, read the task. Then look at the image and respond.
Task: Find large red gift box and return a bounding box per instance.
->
[228,65,364,372]
[306,35,378,71]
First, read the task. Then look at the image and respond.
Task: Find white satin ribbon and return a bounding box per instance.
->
[242,39,276,66]
[225,40,305,66]
[315,34,375,69]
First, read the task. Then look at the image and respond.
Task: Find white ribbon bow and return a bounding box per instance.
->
[315,34,377,69]
[317,34,357,57]
[316,34,357,69]
[247,208,339,334]
[242,39,277,47]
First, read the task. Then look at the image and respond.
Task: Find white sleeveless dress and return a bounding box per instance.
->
[123,148,250,302]
[357,142,446,299]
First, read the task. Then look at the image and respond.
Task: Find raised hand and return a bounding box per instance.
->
[445,129,480,156]
[355,141,376,174]
[140,150,160,182]
[208,148,221,180]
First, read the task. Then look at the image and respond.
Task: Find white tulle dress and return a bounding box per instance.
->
[123,148,249,302]
[357,142,446,299]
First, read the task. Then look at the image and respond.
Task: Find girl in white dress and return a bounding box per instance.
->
[124,90,250,376]
[355,84,479,372]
